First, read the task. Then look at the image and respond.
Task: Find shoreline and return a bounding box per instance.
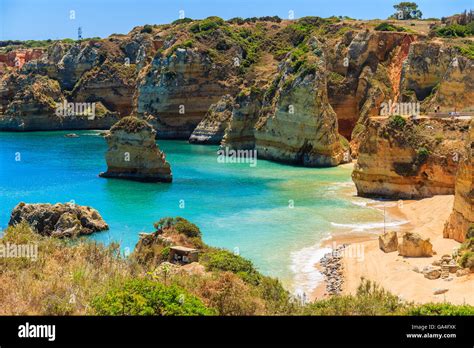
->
[310,195,474,305]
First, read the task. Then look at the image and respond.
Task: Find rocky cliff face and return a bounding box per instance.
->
[400,42,474,113]
[444,120,474,242]
[327,31,416,141]
[189,94,234,144]
[352,116,470,199]
[253,38,349,166]
[99,116,172,182]
[137,48,237,139]
[221,90,263,150]
[0,17,471,169]
[8,202,108,237]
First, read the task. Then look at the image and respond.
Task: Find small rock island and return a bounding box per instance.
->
[99,116,172,183]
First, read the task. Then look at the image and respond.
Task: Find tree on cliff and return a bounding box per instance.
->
[391,2,423,20]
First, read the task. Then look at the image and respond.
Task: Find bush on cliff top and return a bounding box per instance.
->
[388,115,406,129]
[154,217,202,238]
[435,23,474,38]
[190,16,225,33]
[110,116,151,133]
[375,22,407,32]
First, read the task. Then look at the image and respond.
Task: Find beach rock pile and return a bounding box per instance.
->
[378,231,398,253]
[8,202,109,237]
[319,245,346,295]
[99,116,172,183]
[417,254,466,280]
[398,232,434,257]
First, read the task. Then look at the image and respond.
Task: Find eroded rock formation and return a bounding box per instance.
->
[8,202,108,237]
[0,17,472,169]
[254,38,349,166]
[99,116,172,182]
[189,94,234,144]
[352,117,470,199]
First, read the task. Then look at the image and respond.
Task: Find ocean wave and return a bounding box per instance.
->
[330,220,408,232]
[290,245,332,298]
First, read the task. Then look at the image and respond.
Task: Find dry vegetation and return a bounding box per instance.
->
[1,220,473,316]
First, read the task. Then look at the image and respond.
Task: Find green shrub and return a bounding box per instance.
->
[459,251,474,269]
[172,18,193,25]
[408,303,474,316]
[91,279,214,315]
[467,225,474,239]
[302,279,407,315]
[389,115,406,129]
[141,25,153,34]
[202,249,261,285]
[153,217,201,238]
[228,17,245,25]
[457,43,474,60]
[161,246,170,260]
[190,16,224,33]
[435,24,473,38]
[416,147,430,161]
[174,219,201,238]
[375,22,406,32]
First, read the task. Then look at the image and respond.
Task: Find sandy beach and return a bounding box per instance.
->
[311,195,474,305]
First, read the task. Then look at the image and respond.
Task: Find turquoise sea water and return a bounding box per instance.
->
[0,130,398,294]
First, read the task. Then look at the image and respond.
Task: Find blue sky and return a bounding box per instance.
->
[1,0,472,40]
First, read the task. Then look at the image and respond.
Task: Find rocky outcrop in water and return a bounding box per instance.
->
[99,116,172,182]
[189,94,234,144]
[444,120,474,243]
[8,202,108,237]
[352,116,470,199]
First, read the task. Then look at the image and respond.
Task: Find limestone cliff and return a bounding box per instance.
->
[0,17,472,170]
[99,116,172,182]
[221,89,263,150]
[327,31,416,141]
[189,94,234,144]
[137,48,238,139]
[400,42,474,113]
[352,116,470,199]
[254,38,349,166]
[444,120,474,242]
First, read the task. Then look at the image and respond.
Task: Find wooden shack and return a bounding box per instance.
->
[169,246,199,264]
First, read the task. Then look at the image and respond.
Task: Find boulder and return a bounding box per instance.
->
[378,231,398,253]
[398,232,434,257]
[99,116,172,182]
[423,268,441,280]
[433,288,449,295]
[8,202,108,237]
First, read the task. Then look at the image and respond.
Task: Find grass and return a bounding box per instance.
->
[1,221,473,316]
